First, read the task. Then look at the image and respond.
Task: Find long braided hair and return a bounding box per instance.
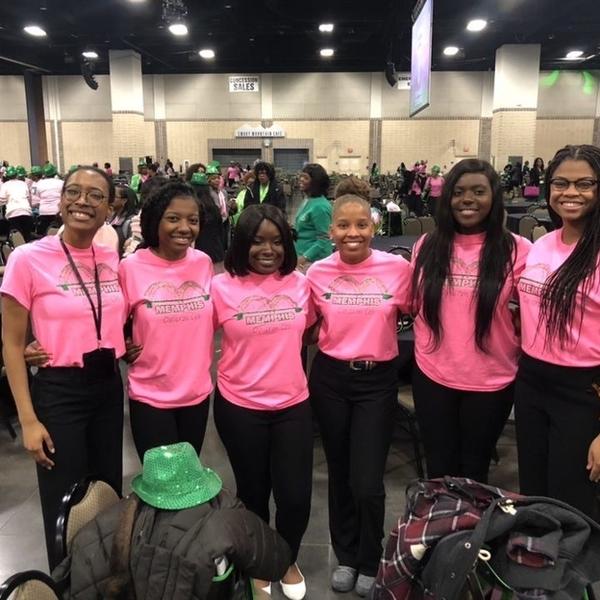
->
[540,144,600,345]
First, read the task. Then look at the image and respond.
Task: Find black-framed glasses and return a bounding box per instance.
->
[63,186,107,206]
[549,178,598,193]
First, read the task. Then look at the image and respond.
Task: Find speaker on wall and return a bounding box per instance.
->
[385,61,398,88]
[80,59,98,91]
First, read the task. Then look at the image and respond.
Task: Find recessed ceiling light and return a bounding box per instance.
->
[199,49,215,59]
[82,51,98,59]
[320,48,334,57]
[443,46,459,56]
[566,50,584,59]
[466,19,487,32]
[23,25,47,37]
[169,23,188,36]
[319,23,334,33]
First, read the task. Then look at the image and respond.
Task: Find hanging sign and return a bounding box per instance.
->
[229,76,260,92]
[235,123,286,138]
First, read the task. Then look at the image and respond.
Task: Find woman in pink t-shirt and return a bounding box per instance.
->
[212,204,313,600]
[119,181,214,461]
[516,144,600,520]
[306,194,411,597]
[423,164,444,217]
[1,166,126,570]
[410,159,530,487]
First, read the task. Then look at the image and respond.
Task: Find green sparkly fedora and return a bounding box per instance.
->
[131,442,222,510]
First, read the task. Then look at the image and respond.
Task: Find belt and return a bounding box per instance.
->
[348,360,377,371]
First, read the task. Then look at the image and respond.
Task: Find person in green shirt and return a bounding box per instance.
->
[295,163,333,273]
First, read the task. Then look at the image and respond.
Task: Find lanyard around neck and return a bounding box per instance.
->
[60,237,103,344]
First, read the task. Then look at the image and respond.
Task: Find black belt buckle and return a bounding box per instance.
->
[349,360,375,371]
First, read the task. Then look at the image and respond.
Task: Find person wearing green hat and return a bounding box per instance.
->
[52,442,292,599]
[423,164,445,218]
[0,163,34,241]
[190,171,226,271]
[31,164,63,235]
[30,165,43,181]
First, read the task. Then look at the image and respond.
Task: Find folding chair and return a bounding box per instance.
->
[8,231,25,247]
[531,225,548,242]
[518,214,539,241]
[418,215,435,233]
[54,477,121,564]
[402,217,422,236]
[0,570,60,600]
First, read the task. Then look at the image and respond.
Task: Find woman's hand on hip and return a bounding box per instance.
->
[586,434,600,482]
[124,338,143,364]
[23,340,52,367]
[22,419,55,469]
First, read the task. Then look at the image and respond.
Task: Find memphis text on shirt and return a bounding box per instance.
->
[234,294,302,326]
[324,275,392,306]
[518,263,552,298]
[143,281,210,315]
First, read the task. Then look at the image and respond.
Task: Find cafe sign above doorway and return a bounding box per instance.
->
[234,124,286,138]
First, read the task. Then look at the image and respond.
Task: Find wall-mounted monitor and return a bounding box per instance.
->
[410,0,433,117]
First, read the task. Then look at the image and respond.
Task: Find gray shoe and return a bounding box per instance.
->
[355,574,375,597]
[331,566,357,592]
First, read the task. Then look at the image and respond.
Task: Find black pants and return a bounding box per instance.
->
[412,364,514,483]
[309,351,398,576]
[129,397,210,461]
[8,215,34,242]
[515,353,600,520]
[213,388,313,563]
[31,367,123,570]
[36,214,60,235]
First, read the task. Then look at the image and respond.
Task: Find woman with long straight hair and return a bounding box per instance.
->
[410,158,531,483]
[516,144,600,520]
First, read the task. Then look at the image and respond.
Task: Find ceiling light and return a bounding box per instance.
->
[319,23,334,33]
[466,19,487,32]
[169,23,188,35]
[443,46,459,56]
[23,25,47,37]
[82,51,99,59]
[566,50,584,59]
[320,48,334,57]
[199,49,215,59]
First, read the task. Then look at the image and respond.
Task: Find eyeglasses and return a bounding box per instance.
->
[63,186,107,206]
[549,178,598,193]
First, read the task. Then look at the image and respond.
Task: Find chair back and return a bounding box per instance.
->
[55,478,120,562]
[0,570,60,600]
[46,227,59,236]
[532,208,549,220]
[403,217,422,236]
[418,216,435,233]
[8,231,25,247]
[531,225,548,242]
[388,246,412,261]
[518,215,538,240]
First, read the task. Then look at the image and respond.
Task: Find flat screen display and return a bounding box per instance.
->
[410,0,433,117]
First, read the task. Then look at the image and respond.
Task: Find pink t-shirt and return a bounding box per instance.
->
[426,176,444,198]
[119,248,214,408]
[0,235,126,366]
[307,249,411,361]
[32,177,63,216]
[518,228,600,367]
[413,232,531,391]
[212,270,315,410]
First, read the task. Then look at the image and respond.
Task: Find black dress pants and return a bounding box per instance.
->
[31,367,123,570]
[213,388,313,563]
[309,351,398,576]
[8,215,34,242]
[515,353,600,521]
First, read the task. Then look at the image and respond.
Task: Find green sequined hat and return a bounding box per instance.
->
[191,172,209,185]
[131,442,222,510]
[206,164,220,175]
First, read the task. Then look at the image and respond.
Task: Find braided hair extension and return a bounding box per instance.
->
[540,144,600,346]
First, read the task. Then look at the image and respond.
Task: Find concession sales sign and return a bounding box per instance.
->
[229,76,260,92]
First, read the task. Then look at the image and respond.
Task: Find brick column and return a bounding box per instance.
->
[491,45,541,168]
[109,50,145,172]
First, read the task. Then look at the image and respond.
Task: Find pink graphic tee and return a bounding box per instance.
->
[307,250,411,361]
[212,270,315,410]
[0,235,126,366]
[426,176,445,198]
[519,228,600,366]
[413,232,531,391]
[119,248,214,408]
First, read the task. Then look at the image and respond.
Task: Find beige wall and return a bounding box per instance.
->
[534,119,595,163]
[0,122,30,166]
[491,110,537,168]
[61,121,113,168]
[0,76,28,120]
[381,120,480,172]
